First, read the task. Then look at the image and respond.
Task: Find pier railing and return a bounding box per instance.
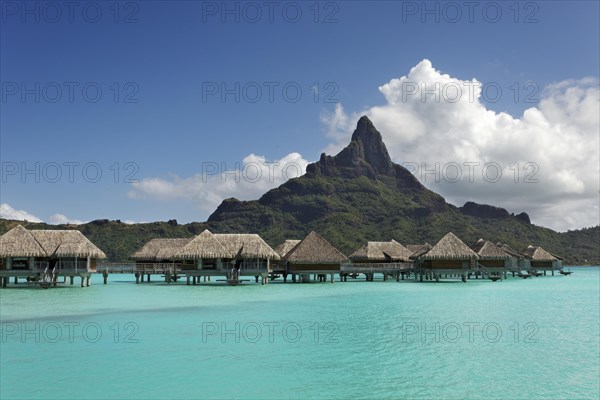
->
[222,260,270,272]
[97,263,137,274]
[31,261,91,274]
[135,263,182,274]
[94,261,270,274]
[341,262,414,273]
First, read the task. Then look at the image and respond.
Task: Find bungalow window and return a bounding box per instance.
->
[12,258,29,270]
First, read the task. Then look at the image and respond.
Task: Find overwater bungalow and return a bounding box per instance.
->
[0,225,106,287]
[132,229,280,285]
[406,243,431,257]
[275,240,301,259]
[471,239,513,279]
[214,233,280,274]
[273,239,301,279]
[281,231,348,283]
[413,232,478,282]
[343,240,414,281]
[131,238,195,279]
[521,245,564,275]
[496,242,530,271]
[408,243,433,271]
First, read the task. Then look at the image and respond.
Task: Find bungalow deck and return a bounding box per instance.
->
[96,261,271,285]
[340,262,415,281]
[0,261,93,287]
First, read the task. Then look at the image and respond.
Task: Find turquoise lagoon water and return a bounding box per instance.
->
[1,267,599,400]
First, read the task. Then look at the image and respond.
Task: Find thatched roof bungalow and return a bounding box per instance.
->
[133,229,280,273]
[275,240,301,258]
[415,232,478,270]
[0,225,106,272]
[349,240,413,262]
[282,231,348,274]
[521,245,563,271]
[471,239,512,270]
[408,243,433,260]
[214,234,280,261]
[131,238,193,261]
[496,242,529,269]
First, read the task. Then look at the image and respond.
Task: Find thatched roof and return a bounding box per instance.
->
[31,230,106,258]
[408,243,433,259]
[275,240,301,258]
[419,232,478,260]
[283,231,348,264]
[214,234,280,260]
[406,244,426,255]
[349,240,413,261]
[521,245,560,261]
[0,225,106,258]
[131,238,192,260]
[175,230,234,260]
[496,243,523,258]
[0,225,47,257]
[471,239,510,260]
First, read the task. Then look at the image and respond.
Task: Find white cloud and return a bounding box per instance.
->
[0,203,43,223]
[128,152,309,214]
[122,220,146,225]
[48,214,85,225]
[321,59,600,232]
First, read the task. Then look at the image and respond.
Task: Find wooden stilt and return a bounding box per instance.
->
[80,276,85,287]
[135,273,140,284]
[86,276,91,287]
[103,272,108,284]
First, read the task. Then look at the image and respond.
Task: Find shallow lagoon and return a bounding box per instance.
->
[1,267,599,399]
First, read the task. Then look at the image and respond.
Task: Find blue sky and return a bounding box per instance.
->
[1,0,599,230]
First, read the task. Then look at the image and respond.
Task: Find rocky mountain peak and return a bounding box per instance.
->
[306,116,396,178]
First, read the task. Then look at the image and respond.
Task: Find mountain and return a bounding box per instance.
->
[206,116,597,263]
[1,116,598,264]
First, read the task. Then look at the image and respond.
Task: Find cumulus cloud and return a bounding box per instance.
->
[321,59,599,232]
[128,152,309,213]
[122,220,146,225]
[48,214,86,225]
[0,203,43,223]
